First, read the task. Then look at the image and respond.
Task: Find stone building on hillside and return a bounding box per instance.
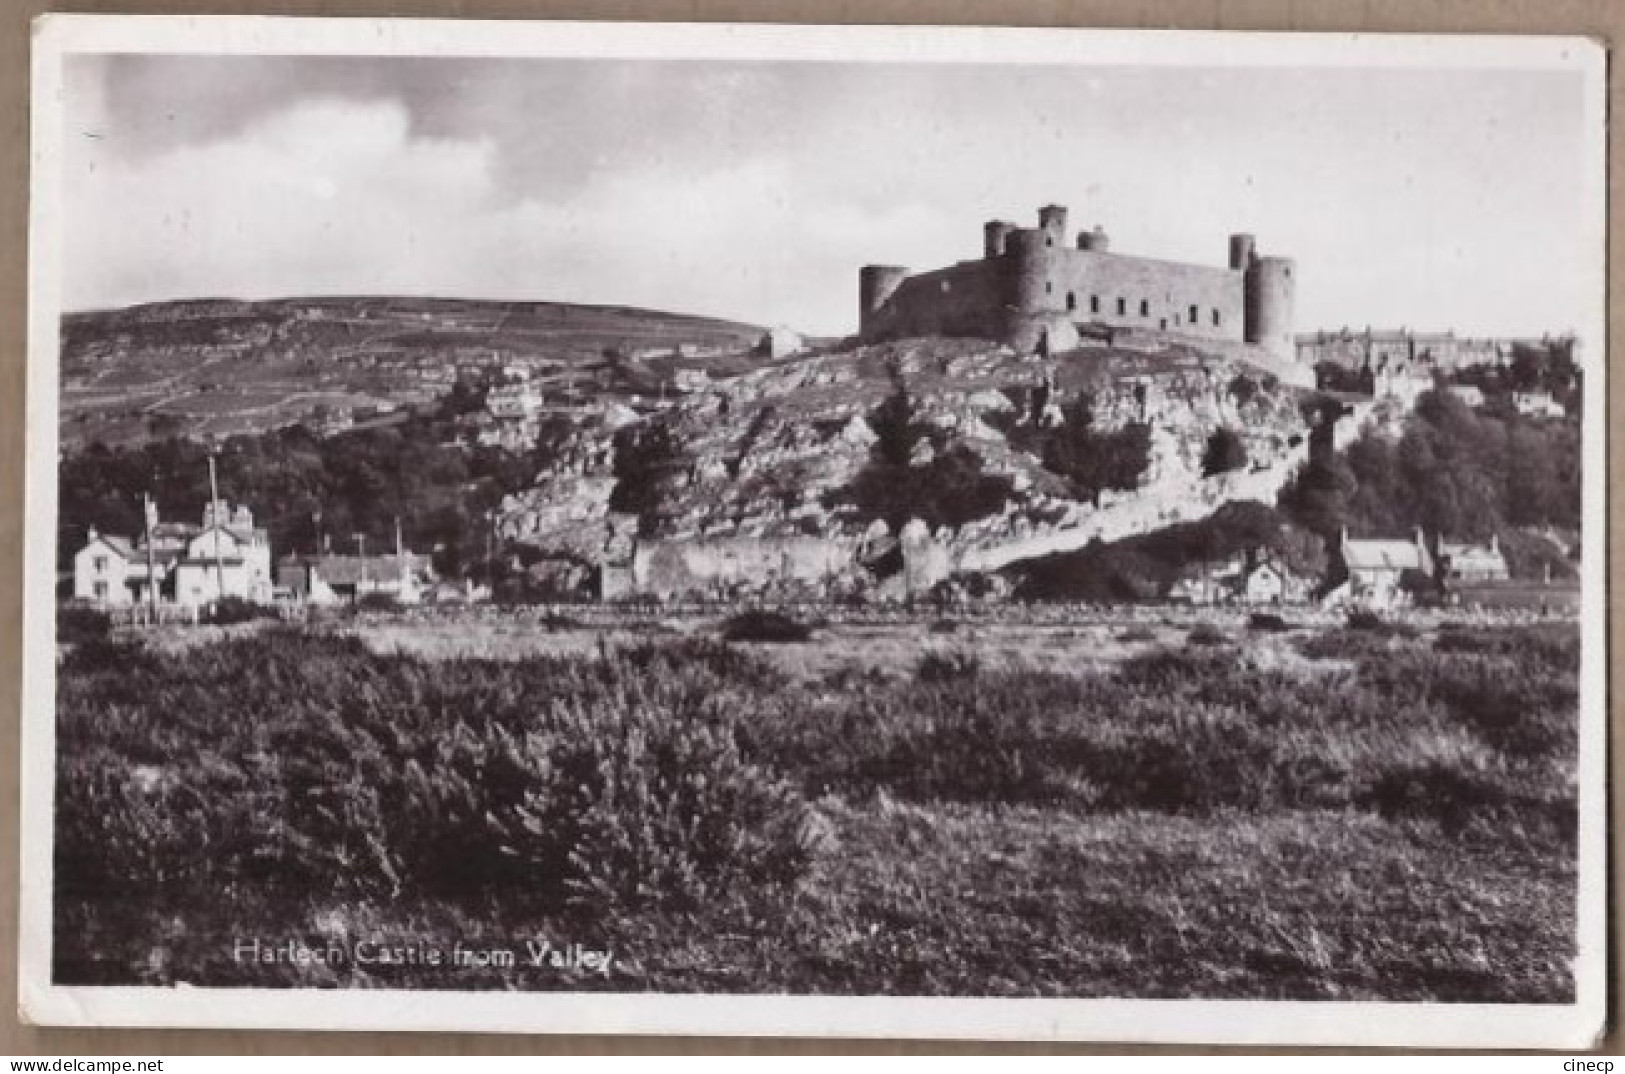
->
[276,550,435,605]
[1167,551,1312,606]
[1296,328,1510,374]
[858,204,1296,363]
[1436,535,1510,585]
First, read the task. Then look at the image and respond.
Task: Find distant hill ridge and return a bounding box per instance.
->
[64,295,768,338]
[57,296,775,449]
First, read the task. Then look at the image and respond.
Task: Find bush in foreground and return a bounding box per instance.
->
[57,605,111,647]
[1248,612,1291,633]
[720,610,813,644]
[55,631,816,912]
[57,621,1579,914]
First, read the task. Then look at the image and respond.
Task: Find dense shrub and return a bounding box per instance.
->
[824,383,1014,534]
[744,628,1578,832]
[1187,623,1230,647]
[211,596,278,624]
[720,610,813,644]
[1248,612,1291,633]
[916,649,980,683]
[57,605,111,647]
[1009,501,1323,603]
[1298,627,1399,662]
[55,632,815,912]
[354,591,399,613]
[1040,398,1152,506]
[1346,609,1386,632]
[1201,427,1249,477]
[834,443,1015,534]
[57,622,1580,915]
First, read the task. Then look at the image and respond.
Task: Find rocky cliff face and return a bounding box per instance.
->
[496,335,1333,597]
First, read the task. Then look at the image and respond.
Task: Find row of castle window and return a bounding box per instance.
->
[1047,283,1223,327]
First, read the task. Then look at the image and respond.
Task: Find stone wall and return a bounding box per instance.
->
[629,536,859,600]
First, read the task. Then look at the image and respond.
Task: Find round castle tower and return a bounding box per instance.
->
[1229,233,1256,270]
[1231,232,1296,362]
[1077,225,1110,252]
[983,220,1018,258]
[1001,210,1078,353]
[858,264,909,337]
[1243,255,1296,361]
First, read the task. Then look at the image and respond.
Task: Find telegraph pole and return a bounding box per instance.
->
[207,454,226,606]
[143,492,158,619]
[395,516,407,595]
[485,510,495,592]
[356,533,367,594]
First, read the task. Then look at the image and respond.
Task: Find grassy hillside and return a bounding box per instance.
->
[60,296,768,448]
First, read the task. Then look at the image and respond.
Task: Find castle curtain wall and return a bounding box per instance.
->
[863,260,1006,341]
[1039,250,1245,344]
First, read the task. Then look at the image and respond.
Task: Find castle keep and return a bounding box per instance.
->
[859,205,1296,362]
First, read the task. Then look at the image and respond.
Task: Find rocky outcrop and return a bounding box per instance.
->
[495,334,1390,601]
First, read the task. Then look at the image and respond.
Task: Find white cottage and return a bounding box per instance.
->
[171,502,274,607]
[73,530,139,605]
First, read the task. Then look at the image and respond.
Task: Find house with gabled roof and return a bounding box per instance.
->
[276,551,435,606]
[1437,534,1510,585]
[72,498,274,608]
[1330,527,1434,610]
[1167,549,1312,606]
[73,529,142,605]
[170,501,274,607]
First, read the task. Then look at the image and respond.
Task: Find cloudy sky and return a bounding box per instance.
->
[61,52,1592,337]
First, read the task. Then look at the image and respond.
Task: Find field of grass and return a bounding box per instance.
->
[54,611,1579,1000]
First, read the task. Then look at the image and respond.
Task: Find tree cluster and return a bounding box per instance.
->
[1277,387,1581,578]
[58,392,568,578]
[1009,501,1324,603]
[1201,427,1249,477]
[1449,339,1583,416]
[1038,396,1153,506]
[609,420,690,534]
[830,385,1015,534]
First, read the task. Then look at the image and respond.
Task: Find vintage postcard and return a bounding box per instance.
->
[20,16,1607,1046]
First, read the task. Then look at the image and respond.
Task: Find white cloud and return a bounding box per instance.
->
[66,100,499,309]
[61,57,1595,339]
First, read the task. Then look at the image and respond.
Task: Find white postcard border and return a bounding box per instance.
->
[19,14,1610,1047]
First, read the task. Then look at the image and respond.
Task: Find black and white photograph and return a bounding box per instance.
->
[20,17,1607,1046]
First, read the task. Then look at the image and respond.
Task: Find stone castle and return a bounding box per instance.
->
[859,204,1296,363]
